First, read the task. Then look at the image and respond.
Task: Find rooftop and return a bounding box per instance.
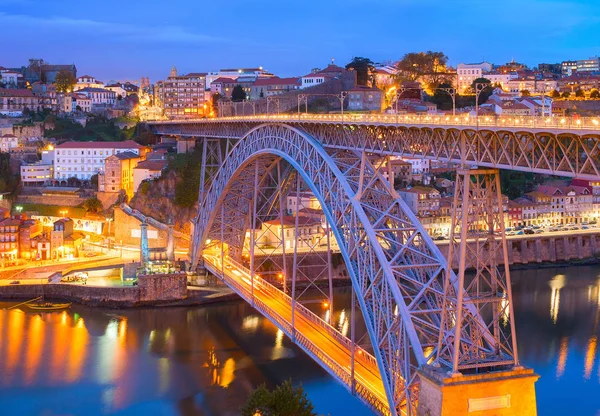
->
[134,160,168,171]
[56,140,143,150]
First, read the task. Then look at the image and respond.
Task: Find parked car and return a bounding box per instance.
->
[582,226,590,230]
[9,280,20,285]
[524,229,535,235]
[515,231,524,235]
[434,235,446,241]
[534,229,544,234]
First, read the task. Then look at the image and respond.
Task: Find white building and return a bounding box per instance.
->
[132,160,167,193]
[456,62,493,93]
[576,57,600,74]
[400,157,430,174]
[54,140,145,181]
[71,93,92,112]
[286,191,321,215]
[0,134,18,152]
[205,67,273,89]
[301,73,329,89]
[20,162,53,186]
[105,84,127,98]
[0,70,21,87]
[76,87,117,107]
[74,75,104,90]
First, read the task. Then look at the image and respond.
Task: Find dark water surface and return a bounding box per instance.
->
[1,265,600,415]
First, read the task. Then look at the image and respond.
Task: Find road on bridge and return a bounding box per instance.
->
[202,250,391,414]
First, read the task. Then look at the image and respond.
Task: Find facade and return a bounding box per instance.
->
[259,216,325,251]
[456,62,493,92]
[133,160,168,193]
[576,57,600,74]
[19,220,43,260]
[0,89,41,115]
[205,67,274,90]
[562,61,578,76]
[76,87,117,107]
[51,218,82,259]
[71,93,92,112]
[0,70,22,87]
[54,140,146,181]
[249,77,300,100]
[286,191,321,215]
[105,84,127,98]
[98,151,141,198]
[300,63,348,89]
[74,75,104,90]
[0,218,20,261]
[20,162,53,186]
[399,186,441,217]
[347,86,384,112]
[0,134,18,152]
[157,67,207,119]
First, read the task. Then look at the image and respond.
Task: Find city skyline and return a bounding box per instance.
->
[2,0,599,81]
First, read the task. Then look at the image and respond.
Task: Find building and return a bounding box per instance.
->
[300,63,348,89]
[210,77,237,97]
[133,160,168,193]
[0,70,23,87]
[576,57,600,74]
[562,61,578,76]
[105,83,127,98]
[347,86,384,112]
[157,67,207,119]
[54,140,146,181]
[20,161,53,186]
[259,216,325,251]
[71,93,92,112]
[456,62,493,93]
[286,191,321,215]
[98,151,142,198]
[249,77,301,100]
[0,218,20,261]
[205,67,274,90]
[0,89,41,115]
[399,186,441,216]
[51,218,83,259]
[76,87,117,108]
[74,75,104,90]
[19,219,43,260]
[0,134,18,152]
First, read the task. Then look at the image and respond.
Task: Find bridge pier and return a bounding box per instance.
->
[417,366,539,416]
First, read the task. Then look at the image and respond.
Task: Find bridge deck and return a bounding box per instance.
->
[202,251,392,415]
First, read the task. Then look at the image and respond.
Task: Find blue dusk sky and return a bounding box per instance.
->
[1,0,599,82]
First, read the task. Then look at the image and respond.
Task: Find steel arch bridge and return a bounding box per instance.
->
[186,122,519,415]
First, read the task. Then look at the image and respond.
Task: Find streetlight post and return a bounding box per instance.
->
[437,87,457,116]
[339,91,348,122]
[474,82,489,129]
[297,94,308,118]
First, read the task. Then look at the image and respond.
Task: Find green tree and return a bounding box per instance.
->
[345,56,376,86]
[562,91,571,99]
[90,174,98,188]
[429,82,456,111]
[241,380,315,416]
[395,51,448,86]
[521,90,531,96]
[551,90,561,99]
[591,89,600,99]
[231,85,247,102]
[575,88,585,98]
[54,70,76,93]
[83,196,103,213]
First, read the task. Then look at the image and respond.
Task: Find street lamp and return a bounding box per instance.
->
[15,206,23,215]
[474,82,490,129]
[437,87,457,116]
[59,209,68,218]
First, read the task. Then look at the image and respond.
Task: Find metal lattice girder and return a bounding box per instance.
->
[150,119,600,180]
[190,123,510,415]
[437,169,518,372]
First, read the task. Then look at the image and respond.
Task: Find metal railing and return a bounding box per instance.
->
[159,113,600,131]
[203,254,390,414]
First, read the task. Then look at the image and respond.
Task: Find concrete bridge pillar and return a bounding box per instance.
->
[167,220,175,262]
[563,237,570,260]
[534,239,542,263]
[520,240,529,264]
[591,235,598,256]
[549,238,556,262]
[577,236,584,260]
[417,366,539,416]
[140,220,149,264]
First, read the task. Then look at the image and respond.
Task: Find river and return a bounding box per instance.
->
[0,265,599,415]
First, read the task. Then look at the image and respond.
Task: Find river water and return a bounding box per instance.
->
[1,265,600,415]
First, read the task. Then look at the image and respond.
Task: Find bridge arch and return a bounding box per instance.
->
[192,123,502,415]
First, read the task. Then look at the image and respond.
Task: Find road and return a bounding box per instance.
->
[202,250,391,414]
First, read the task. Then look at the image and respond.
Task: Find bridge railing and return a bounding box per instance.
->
[203,254,389,414]
[202,113,600,131]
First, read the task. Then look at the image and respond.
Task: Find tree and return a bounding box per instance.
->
[551,90,561,99]
[346,56,376,86]
[471,78,493,104]
[562,91,571,99]
[241,380,315,416]
[90,174,98,188]
[521,90,531,96]
[429,82,455,111]
[591,89,600,99]
[575,88,585,98]
[76,105,82,112]
[54,70,76,93]
[395,51,448,86]
[231,85,246,102]
[83,196,103,213]
[211,92,223,115]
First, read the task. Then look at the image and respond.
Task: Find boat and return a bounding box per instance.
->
[26,301,72,311]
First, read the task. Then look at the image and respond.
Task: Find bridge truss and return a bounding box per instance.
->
[184,123,519,415]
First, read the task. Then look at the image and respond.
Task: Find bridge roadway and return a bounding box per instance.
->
[202,249,392,415]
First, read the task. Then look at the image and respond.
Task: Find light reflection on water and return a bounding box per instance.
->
[0,265,599,415]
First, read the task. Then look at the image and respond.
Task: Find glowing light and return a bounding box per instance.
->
[322,301,329,309]
[584,336,597,380]
[549,274,566,324]
[556,337,568,379]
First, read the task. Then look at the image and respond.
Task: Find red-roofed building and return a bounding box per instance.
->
[74,75,104,90]
[260,215,326,250]
[133,159,168,193]
[0,89,41,115]
[249,77,300,100]
[54,140,148,181]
